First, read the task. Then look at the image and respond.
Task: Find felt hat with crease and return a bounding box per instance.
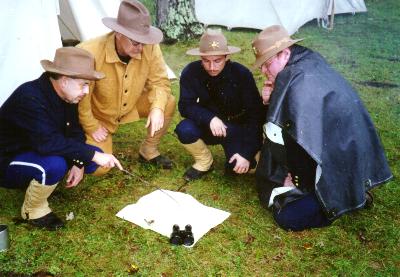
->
[102,0,163,44]
[187,29,240,56]
[41,47,104,80]
[252,25,303,69]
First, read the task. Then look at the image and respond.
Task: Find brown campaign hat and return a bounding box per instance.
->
[102,0,163,44]
[40,47,105,80]
[252,25,303,69]
[186,29,241,56]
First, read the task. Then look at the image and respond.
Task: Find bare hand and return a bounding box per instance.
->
[92,152,123,170]
[262,80,274,105]
[210,117,227,137]
[283,173,295,187]
[91,125,108,142]
[145,108,164,137]
[65,165,84,188]
[229,153,250,174]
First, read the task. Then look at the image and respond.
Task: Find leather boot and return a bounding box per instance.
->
[139,100,175,169]
[248,151,261,174]
[182,139,213,181]
[21,179,64,230]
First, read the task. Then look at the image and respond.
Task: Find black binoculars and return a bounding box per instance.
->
[169,224,194,246]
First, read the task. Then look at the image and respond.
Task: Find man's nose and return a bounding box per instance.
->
[82,85,89,94]
[210,62,216,71]
[261,64,268,74]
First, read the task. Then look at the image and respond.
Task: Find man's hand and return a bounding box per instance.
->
[65,165,84,188]
[229,153,250,174]
[92,152,123,170]
[91,125,108,142]
[210,117,227,137]
[146,108,164,137]
[262,80,274,105]
[283,172,295,187]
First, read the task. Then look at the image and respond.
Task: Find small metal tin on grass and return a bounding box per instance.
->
[0,224,9,252]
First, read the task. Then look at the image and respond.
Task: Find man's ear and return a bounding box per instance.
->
[59,76,68,89]
[281,48,291,63]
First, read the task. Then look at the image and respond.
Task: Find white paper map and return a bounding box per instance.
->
[116,190,231,247]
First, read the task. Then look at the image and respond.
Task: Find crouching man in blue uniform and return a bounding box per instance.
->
[0,47,122,230]
[252,26,393,231]
[175,29,265,181]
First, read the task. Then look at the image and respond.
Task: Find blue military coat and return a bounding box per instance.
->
[0,73,95,183]
[178,60,265,161]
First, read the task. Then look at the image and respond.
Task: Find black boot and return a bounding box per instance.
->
[29,212,65,231]
[183,166,212,182]
[364,191,374,209]
[139,154,173,169]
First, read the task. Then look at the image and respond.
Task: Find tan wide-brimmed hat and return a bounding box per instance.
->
[102,0,163,44]
[252,25,303,69]
[41,47,105,80]
[186,29,241,56]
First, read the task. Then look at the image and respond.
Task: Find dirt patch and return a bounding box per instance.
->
[358,81,399,88]
[372,55,400,62]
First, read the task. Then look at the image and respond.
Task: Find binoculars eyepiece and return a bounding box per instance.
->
[169,224,194,246]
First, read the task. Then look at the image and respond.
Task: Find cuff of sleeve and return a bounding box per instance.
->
[200,112,216,126]
[72,148,96,168]
[71,158,85,169]
[85,123,100,135]
[150,90,168,112]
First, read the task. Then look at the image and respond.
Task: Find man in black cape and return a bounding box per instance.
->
[252,25,393,231]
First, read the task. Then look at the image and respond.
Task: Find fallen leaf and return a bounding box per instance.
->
[212,194,220,201]
[358,231,368,243]
[117,180,125,188]
[273,234,281,240]
[272,252,285,261]
[245,233,255,245]
[65,212,74,221]
[303,242,313,250]
[127,263,139,275]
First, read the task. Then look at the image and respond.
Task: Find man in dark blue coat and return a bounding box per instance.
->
[252,25,393,231]
[0,47,122,230]
[175,29,265,181]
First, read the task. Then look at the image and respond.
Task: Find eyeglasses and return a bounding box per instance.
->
[126,37,143,48]
[261,55,277,69]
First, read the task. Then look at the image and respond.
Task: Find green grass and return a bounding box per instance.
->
[1,0,399,275]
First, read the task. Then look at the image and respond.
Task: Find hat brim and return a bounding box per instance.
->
[102,17,163,45]
[186,46,241,56]
[252,38,303,70]
[40,60,105,81]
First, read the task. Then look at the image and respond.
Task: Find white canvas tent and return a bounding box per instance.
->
[195,0,367,35]
[0,0,176,106]
[1,0,367,106]
[0,0,61,106]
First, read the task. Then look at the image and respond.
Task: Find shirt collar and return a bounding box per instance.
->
[105,32,142,64]
[38,73,66,108]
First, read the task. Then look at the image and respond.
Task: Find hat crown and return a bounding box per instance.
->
[251,25,302,69]
[53,47,95,74]
[199,29,229,53]
[117,0,151,36]
[252,25,291,57]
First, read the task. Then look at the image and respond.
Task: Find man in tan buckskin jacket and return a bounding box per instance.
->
[78,0,175,174]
